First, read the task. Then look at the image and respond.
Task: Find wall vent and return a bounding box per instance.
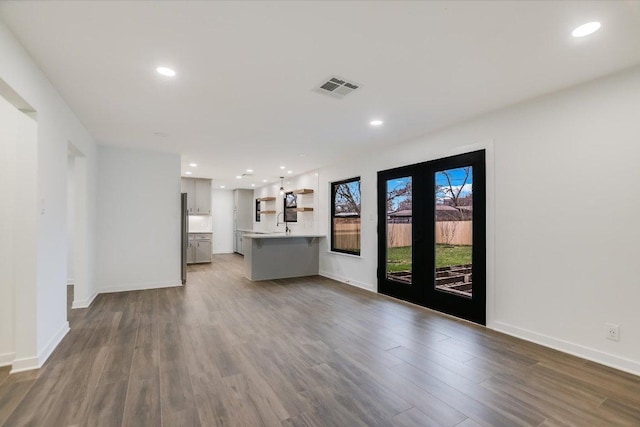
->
[314,76,360,99]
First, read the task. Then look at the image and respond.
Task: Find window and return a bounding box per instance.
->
[331,177,361,255]
[255,199,261,222]
[284,192,297,222]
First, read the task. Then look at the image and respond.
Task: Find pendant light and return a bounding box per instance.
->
[279,177,285,195]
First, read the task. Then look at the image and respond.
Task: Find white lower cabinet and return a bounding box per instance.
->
[235,231,244,255]
[187,241,195,264]
[195,239,212,263]
[187,233,212,264]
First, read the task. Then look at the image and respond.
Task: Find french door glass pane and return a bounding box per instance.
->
[386,177,412,284]
[435,167,473,298]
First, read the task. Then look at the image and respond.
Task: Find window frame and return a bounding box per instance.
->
[330,176,361,256]
[284,191,298,223]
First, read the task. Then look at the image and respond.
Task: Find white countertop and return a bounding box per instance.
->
[188,231,212,234]
[244,233,325,239]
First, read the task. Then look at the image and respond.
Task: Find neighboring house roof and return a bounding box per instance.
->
[388,209,412,217]
[387,205,472,220]
[335,212,360,217]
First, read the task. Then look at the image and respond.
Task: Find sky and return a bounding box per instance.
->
[386,166,473,211]
[436,166,473,200]
[387,177,412,211]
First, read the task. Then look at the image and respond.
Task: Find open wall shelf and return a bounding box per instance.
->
[260,210,276,214]
[293,189,314,195]
[258,196,276,202]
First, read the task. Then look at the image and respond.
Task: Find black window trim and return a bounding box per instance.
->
[331,176,361,256]
[284,191,298,223]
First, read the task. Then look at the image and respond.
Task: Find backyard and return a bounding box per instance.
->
[386,244,472,273]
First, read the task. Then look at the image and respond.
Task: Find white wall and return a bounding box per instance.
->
[0,20,98,371]
[188,215,212,233]
[318,66,640,375]
[96,146,181,292]
[0,94,25,366]
[212,189,234,254]
[66,155,75,284]
[253,171,319,234]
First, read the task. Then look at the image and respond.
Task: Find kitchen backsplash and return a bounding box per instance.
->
[188,215,212,232]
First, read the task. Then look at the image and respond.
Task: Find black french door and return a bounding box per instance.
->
[377,150,486,325]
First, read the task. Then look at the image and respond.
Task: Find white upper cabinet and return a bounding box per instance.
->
[181,178,211,215]
[194,179,211,215]
[233,189,254,230]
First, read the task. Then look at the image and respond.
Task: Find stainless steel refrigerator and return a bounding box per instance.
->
[181,193,188,284]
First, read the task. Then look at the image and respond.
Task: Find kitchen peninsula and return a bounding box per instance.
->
[243,233,325,281]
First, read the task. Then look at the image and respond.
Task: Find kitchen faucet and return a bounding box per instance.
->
[276,212,290,233]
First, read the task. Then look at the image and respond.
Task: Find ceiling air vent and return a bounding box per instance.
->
[314,76,361,99]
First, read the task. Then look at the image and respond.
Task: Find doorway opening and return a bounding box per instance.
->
[67,143,90,311]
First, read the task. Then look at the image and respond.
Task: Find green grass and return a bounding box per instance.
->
[435,244,472,268]
[386,244,472,273]
[386,246,413,273]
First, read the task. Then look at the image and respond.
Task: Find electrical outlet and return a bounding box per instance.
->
[605,323,620,341]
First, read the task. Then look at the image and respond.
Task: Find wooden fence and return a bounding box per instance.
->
[434,221,472,246]
[332,221,361,251]
[333,221,472,248]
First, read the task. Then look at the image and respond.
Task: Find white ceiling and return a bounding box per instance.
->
[1,1,639,189]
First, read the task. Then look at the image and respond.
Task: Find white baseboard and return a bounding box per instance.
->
[10,355,39,373]
[492,321,640,377]
[99,280,182,294]
[38,321,70,366]
[0,352,15,367]
[72,291,98,309]
[212,250,234,254]
[319,270,376,293]
[10,321,69,373]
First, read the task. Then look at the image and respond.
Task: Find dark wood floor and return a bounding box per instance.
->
[1,254,639,426]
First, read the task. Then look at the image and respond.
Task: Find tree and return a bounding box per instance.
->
[386,179,412,212]
[436,167,472,246]
[437,167,471,210]
[335,180,360,215]
[440,220,458,247]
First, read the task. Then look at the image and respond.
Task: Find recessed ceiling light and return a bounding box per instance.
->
[572,21,601,38]
[370,120,383,126]
[287,170,292,174]
[185,171,192,175]
[251,184,255,187]
[189,163,197,167]
[156,66,176,77]
[280,166,286,170]
[262,179,267,183]
[220,185,225,189]
[236,175,242,179]
[247,169,254,173]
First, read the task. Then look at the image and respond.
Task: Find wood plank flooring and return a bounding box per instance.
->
[1,253,639,426]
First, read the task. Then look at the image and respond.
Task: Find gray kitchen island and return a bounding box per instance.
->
[243,233,324,281]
